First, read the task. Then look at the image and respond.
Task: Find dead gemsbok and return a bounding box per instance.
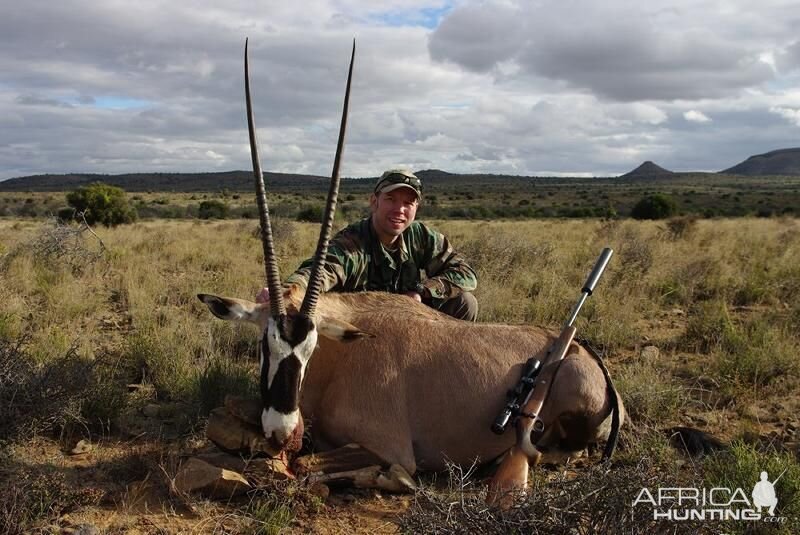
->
[198,40,625,503]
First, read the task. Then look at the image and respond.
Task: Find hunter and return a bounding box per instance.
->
[260,169,478,321]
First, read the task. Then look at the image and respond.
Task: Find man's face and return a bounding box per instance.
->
[370,188,419,244]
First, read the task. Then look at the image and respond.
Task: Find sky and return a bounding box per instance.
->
[1,0,799,181]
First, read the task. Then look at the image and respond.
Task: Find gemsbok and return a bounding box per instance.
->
[198,40,625,502]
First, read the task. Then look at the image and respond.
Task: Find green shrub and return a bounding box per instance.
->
[194,357,258,415]
[296,205,323,222]
[631,194,678,220]
[715,318,798,389]
[65,182,137,226]
[198,199,229,219]
[56,206,75,221]
[680,300,735,353]
[614,354,687,425]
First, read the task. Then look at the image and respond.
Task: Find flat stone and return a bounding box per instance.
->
[173,457,250,499]
[206,407,280,457]
[224,395,262,426]
[195,451,248,473]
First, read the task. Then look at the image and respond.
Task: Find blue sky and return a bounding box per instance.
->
[1,0,798,180]
[372,3,453,29]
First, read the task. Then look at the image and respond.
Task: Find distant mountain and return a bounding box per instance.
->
[722,148,800,176]
[620,161,674,179]
[0,168,542,193]
[0,171,330,192]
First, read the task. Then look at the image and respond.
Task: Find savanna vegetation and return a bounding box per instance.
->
[0,213,798,533]
[2,170,800,222]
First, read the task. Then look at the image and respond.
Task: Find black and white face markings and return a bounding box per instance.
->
[258,314,317,445]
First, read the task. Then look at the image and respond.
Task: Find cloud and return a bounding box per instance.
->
[684,110,711,123]
[769,106,800,127]
[429,0,793,101]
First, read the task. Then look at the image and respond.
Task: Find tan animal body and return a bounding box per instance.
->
[200,40,624,500]
[201,288,624,478]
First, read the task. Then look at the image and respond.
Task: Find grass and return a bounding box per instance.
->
[704,441,800,534]
[0,466,105,534]
[245,496,295,535]
[0,215,798,531]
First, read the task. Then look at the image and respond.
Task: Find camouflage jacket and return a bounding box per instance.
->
[285,217,477,300]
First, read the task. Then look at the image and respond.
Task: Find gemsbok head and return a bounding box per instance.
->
[199,39,370,451]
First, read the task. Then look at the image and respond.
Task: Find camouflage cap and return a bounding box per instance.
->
[374,169,422,199]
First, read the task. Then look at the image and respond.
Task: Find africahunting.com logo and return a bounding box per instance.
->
[632,469,787,524]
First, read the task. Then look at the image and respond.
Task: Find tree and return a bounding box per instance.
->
[630,194,677,220]
[65,183,137,226]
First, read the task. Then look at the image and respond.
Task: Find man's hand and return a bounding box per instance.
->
[256,287,270,304]
[403,291,422,303]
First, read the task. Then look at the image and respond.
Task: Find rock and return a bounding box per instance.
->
[224,395,262,426]
[206,407,280,457]
[69,439,93,455]
[640,345,660,360]
[173,457,251,498]
[195,451,248,473]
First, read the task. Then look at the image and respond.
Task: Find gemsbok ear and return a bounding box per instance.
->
[318,316,374,343]
[197,294,269,326]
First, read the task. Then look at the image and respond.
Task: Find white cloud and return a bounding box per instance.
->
[684,110,712,123]
[769,106,800,126]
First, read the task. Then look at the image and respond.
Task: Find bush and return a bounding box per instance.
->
[56,206,76,221]
[198,199,229,219]
[65,182,137,226]
[630,194,677,220]
[0,336,124,440]
[296,205,323,222]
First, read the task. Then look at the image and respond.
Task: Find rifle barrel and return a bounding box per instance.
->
[564,247,613,328]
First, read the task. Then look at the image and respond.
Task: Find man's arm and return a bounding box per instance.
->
[284,245,349,292]
[418,225,477,299]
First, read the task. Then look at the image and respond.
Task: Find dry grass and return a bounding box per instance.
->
[1,216,799,531]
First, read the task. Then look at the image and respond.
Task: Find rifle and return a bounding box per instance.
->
[491,247,613,435]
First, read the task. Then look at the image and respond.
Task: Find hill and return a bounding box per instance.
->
[0,171,331,193]
[0,169,558,194]
[723,148,800,176]
[620,161,674,179]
